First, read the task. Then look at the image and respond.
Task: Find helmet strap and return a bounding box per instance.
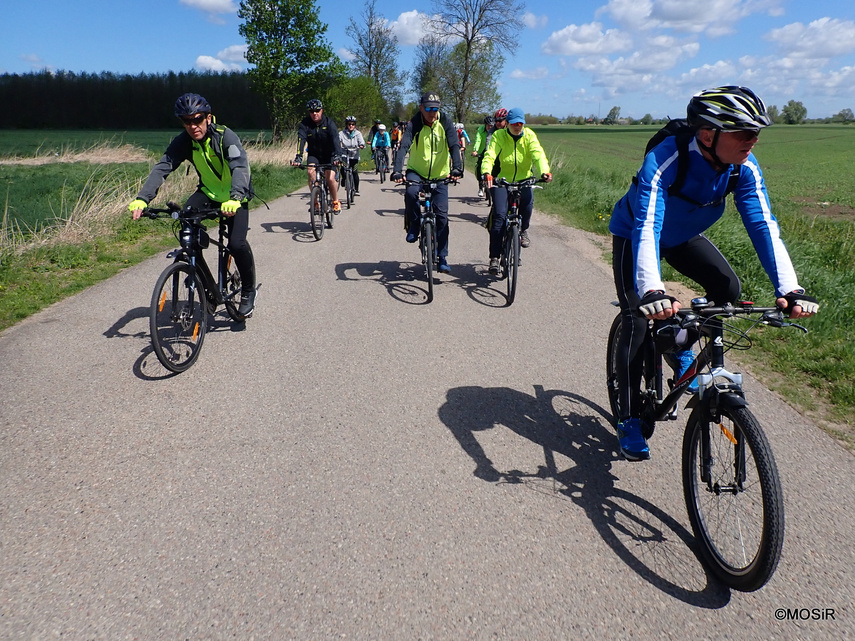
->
[696,129,727,171]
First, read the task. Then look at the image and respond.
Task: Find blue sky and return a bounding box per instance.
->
[3,0,855,119]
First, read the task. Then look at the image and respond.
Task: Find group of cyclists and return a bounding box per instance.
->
[128,85,819,462]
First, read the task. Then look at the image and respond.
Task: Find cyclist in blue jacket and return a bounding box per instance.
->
[371,124,391,173]
[609,86,819,461]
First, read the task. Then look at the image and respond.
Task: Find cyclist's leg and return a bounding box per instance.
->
[489,187,509,258]
[662,234,740,305]
[350,158,360,193]
[613,235,649,423]
[404,170,421,238]
[224,207,256,293]
[519,186,534,231]
[431,180,450,259]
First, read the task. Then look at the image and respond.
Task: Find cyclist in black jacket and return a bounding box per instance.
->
[293,99,344,212]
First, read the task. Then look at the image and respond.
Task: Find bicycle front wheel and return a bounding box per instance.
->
[380,158,386,184]
[682,404,784,591]
[150,262,207,373]
[422,222,435,303]
[221,251,244,322]
[605,313,623,425]
[344,170,353,209]
[504,224,519,306]
[310,185,324,240]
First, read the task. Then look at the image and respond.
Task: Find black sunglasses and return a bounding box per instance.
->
[181,114,207,126]
[310,109,322,113]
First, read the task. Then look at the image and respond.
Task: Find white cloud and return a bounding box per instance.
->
[180,0,237,13]
[217,44,247,62]
[542,22,632,56]
[389,10,431,46]
[766,18,855,60]
[195,55,242,72]
[338,47,356,62]
[509,67,550,79]
[523,13,548,29]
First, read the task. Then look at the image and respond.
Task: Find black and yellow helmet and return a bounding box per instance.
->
[687,86,772,130]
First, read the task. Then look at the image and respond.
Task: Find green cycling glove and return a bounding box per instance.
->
[221,199,241,214]
[128,199,147,213]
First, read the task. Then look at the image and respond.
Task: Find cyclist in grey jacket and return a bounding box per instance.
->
[128,92,257,318]
[339,115,365,194]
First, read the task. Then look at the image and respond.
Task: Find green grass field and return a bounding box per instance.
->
[1,125,853,440]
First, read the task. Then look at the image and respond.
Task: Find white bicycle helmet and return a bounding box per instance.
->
[687,86,772,131]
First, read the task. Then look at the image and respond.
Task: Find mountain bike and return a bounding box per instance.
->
[297,163,336,240]
[400,177,456,303]
[605,298,807,591]
[374,148,388,184]
[141,202,251,373]
[340,160,356,209]
[494,176,547,306]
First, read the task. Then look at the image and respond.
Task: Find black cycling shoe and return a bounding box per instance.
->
[237,290,256,319]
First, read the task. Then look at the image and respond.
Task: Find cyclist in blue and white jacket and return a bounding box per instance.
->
[609,86,819,462]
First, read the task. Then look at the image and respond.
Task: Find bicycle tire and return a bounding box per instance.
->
[310,185,324,240]
[344,170,353,209]
[221,251,244,322]
[326,192,334,229]
[380,157,386,184]
[605,314,623,425]
[149,262,207,373]
[422,221,435,303]
[505,224,519,305]
[485,185,492,207]
[682,404,784,591]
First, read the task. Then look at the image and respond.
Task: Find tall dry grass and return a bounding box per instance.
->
[0,135,297,257]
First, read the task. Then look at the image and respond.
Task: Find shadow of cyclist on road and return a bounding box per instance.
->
[437,384,730,607]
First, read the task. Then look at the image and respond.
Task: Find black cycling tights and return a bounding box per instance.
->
[612,234,740,421]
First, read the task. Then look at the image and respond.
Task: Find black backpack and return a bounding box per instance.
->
[633,118,739,208]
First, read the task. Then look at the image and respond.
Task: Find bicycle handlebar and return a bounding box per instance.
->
[494,176,549,188]
[677,299,807,332]
[398,177,459,188]
[141,201,223,222]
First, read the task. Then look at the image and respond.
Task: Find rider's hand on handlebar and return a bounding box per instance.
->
[292,155,303,167]
[542,172,553,183]
[450,168,463,180]
[221,199,241,216]
[639,290,681,320]
[391,172,403,183]
[777,289,819,319]
[128,199,147,220]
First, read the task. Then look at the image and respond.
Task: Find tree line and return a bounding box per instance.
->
[0,70,272,130]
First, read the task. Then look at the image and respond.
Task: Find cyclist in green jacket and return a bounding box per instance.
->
[128,93,257,318]
[391,91,463,274]
[481,107,552,275]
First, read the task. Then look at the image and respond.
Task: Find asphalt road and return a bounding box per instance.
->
[1,168,853,640]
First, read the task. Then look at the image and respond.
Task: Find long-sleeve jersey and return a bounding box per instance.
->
[609,135,800,297]
[296,114,343,160]
[339,128,365,159]
[392,111,462,179]
[481,127,550,183]
[472,124,494,155]
[136,123,252,204]
[371,131,391,148]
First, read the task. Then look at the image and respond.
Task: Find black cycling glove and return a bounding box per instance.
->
[638,290,677,317]
[781,289,819,315]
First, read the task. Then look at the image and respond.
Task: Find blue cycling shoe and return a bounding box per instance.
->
[616,418,650,461]
[437,258,451,274]
[673,348,699,394]
[406,230,419,243]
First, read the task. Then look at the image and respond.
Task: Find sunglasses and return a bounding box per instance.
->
[181,114,207,126]
[310,109,322,113]
[423,106,439,112]
[726,128,761,141]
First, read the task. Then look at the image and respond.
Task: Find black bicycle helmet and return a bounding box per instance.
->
[484,115,495,126]
[174,93,211,118]
[307,98,323,111]
[687,86,772,131]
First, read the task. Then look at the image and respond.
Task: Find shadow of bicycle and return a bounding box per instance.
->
[437,384,731,607]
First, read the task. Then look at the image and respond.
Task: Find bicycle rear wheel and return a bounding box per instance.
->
[221,251,244,322]
[682,404,784,591]
[504,224,519,306]
[150,262,207,373]
[325,190,334,229]
[380,157,386,184]
[344,170,353,209]
[310,185,324,240]
[422,221,435,303]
